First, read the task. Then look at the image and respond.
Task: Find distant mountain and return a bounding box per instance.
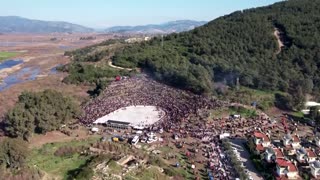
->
[104,20,207,34]
[0,16,94,33]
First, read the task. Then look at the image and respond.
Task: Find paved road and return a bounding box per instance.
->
[230,139,263,180]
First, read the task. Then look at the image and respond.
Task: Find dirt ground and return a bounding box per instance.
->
[274,28,284,54]
[29,128,91,148]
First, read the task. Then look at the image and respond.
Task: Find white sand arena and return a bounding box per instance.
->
[93,106,165,126]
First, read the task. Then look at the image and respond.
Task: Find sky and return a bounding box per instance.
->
[0,0,282,28]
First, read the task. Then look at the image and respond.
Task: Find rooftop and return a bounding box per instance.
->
[256,144,264,151]
[254,131,270,142]
[283,134,300,142]
[276,159,298,172]
[306,149,317,158]
[266,147,284,159]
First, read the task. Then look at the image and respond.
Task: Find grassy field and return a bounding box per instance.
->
[0,51,19,61]
[219,86,282,110]
[27,136,100,179]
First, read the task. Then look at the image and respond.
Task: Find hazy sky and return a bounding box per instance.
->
[0,0,282,28]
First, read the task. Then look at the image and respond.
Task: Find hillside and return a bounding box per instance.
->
[104,20,207,34]
[111,0,320,100]
[0,16,94,33]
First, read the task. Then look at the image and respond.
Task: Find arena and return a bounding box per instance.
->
[80,75,224,131]
[93,105,165,127]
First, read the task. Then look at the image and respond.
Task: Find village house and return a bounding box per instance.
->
[264,147,285,163]
[315,134,320,148]
[276,159,299,179]
[310,160,320,179]
[283,134,301,155]
[296,147,317,164]
[252,131,271,154]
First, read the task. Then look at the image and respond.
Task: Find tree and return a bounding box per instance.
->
[0,138,29,169]
[289,86,306,111]
[5,90,81,139]
[109,0,320,99]
[310,106,320,122]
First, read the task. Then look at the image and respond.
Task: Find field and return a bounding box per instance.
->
[27,136,100,179]
[219,86,283,111]
[0,51,19,61]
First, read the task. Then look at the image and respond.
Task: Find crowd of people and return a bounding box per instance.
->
[80,75,224,125]
[80,75,287,179]
[206,138,235,179]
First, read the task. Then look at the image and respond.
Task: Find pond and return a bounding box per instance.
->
[0,59,23,70]
[0,67,40,91]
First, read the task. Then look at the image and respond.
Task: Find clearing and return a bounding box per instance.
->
[27,136,100,179]
[29,128,93,148]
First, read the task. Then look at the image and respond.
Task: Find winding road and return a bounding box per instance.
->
[108,61,132,71]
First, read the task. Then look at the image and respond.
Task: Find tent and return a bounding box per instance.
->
[91,127,99,132]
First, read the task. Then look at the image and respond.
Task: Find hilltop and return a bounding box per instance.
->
[111,0,320,107]
[0,16,94,33]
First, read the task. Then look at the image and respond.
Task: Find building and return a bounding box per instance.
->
[131,135,139,145]
[276,159,299,179]
[310,160,320,179]
[283,134,301,155]
[302,101,320,115]
[125,36,151,43]
[252,131,271,154]
[91,127,99,132]
[264,147,285,163]
[296,147,317,164]
[104,120,130,129]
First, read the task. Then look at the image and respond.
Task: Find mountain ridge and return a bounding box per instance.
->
[0,16,94,33]
[104,20,208,34]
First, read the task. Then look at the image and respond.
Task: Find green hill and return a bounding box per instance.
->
[112,0,320,97]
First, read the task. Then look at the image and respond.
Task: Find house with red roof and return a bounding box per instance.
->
[296,147,317,164]
[283,134,301,155]
[276,159,299,179]
[252,131,271,154]
[264,147,285,163]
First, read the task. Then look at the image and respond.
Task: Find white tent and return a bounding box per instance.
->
[91,127,99,132]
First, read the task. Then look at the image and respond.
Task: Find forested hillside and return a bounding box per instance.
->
[112,0,320,98]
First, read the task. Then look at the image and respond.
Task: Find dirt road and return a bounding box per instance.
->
[274,28,284,54]
[108,61,132,71]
